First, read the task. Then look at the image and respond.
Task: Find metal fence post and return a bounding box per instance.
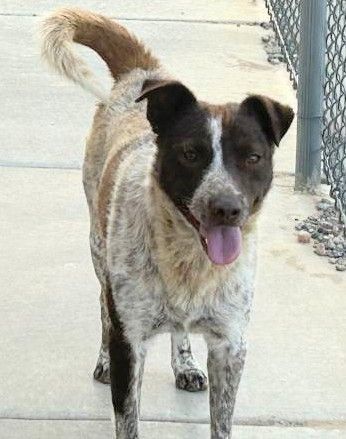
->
[295,0,327,192]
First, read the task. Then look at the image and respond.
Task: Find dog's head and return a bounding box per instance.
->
[137,80,294,265]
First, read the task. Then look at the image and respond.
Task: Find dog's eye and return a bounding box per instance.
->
[183,148,198,163]
[246,153,261,164]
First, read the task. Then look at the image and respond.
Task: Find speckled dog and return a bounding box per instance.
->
[41,8,294,439]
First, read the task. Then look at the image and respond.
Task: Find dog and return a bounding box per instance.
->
[41,8,294,438]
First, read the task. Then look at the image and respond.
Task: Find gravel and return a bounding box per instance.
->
[261,28,285,65]
[295,198,346,271]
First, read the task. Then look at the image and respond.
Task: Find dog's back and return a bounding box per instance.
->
[41,8,165,235]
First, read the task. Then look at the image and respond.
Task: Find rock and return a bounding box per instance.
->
[314,243,326,256]
[297,230,311,244]
[295,223,303,231]
[316,202,330,211]
[260,22,271,30]
[333,226,340,235]
[326,240,335,250]
[261,35,270,43]
[321,221,333,230]
[336,263,346,272]
[333,251,344,258]
[268,56,280,65]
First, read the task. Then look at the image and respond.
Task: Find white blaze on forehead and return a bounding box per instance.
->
[209,116,224,170]
[205,116,241,196]
[189,115,243,216]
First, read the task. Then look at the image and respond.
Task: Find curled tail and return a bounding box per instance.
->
[41,8,160,102]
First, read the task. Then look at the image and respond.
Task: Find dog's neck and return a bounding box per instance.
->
[147,175,258,309]
[149,176,202,253]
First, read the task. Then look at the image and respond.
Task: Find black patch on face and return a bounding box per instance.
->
[137,80,213,210]
[221,113,275,213]
[139,80,294,222]
[220,96,294,214]
[154,105,213,209]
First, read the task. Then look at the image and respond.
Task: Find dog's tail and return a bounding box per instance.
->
[41,8,160,102]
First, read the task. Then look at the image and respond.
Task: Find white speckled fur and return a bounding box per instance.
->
[83,69,257,438]
[99,71,256,439]
[42,9,260,438]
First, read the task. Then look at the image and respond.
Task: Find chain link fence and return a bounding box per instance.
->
[265,0,299,88]
[265,0,346,225]
[323,0,346,225]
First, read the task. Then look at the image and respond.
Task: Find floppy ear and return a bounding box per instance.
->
[240,95,294,146]
[136,79,197,135]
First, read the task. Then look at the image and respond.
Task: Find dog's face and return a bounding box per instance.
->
[137,80,294,265]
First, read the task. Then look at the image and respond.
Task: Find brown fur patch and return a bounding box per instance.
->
[49,8,159,79]
[200,102,237,128]
[98,144,133,238]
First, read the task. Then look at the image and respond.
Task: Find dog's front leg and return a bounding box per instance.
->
[171,332,208,392]
[109,329,146,439]
[206,338,246,439]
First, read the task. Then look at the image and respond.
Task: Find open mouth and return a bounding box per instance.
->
[179,206,242,266]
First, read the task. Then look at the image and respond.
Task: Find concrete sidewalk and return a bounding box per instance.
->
[0,1,345,438]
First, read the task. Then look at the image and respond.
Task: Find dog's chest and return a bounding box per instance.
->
[153,251,256,338]
[151,283,253,343]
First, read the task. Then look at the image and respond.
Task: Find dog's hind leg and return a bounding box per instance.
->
[89,230,111,384]
[93,287,111,384]
[171,332,208,392]
[109,321,146,439]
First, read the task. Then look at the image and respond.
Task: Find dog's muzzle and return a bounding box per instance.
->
[182,193,247,266]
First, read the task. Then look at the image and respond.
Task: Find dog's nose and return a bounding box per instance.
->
[208,195,242,225]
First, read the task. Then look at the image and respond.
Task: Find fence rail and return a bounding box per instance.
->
[265,0,346,225]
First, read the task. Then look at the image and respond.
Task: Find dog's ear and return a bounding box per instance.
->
[239,95,294,146]
[136,79,197,135]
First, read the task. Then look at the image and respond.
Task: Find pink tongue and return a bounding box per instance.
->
[205,226,242,265]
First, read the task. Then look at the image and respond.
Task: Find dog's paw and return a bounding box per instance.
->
[93,359,110,384]
[175,368,208,392]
